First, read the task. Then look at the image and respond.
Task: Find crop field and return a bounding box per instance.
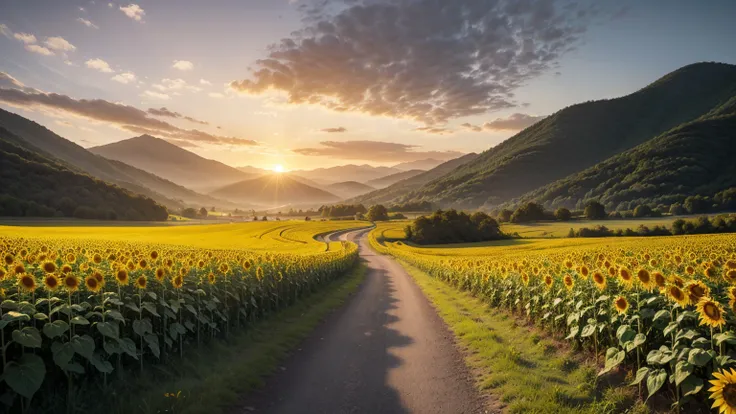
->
[0,220,367,411]
[370,221,736,410]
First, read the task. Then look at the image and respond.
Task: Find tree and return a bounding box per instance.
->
[669,203,686,216]
[406,209,503,244]
[584,201,606,220]
[684,196,710,214]
[181,208,198,219]
[511,202,546,223]
[554,208,571,221]
[497,209,513,223]
[366,205,389,221]
[199,207,208,218]
[633,204,653,218]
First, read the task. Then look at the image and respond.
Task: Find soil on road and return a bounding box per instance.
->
[239,229,489,414]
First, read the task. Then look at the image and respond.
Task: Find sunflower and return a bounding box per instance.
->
[150,250,159,260]
[12,263,26,275]
[563,274,574,291]
[520,272,529,286]
[155,267,166,281]
[42,261,57,274]
[92,253,102,264]
[686,265,696,276]
[207,272,216,285]
[219,262,230,274]
[4,253,14,266]
[667,285,690,307]
[63,274,80,292]
[43,274,60,291]
[592,271,607,290]
[697,297,726,328]
[172,274,184,289]
[728,287,736,309]
[115,269,129,285]
[135,275,147,290]
[613,296,629,314]
[579,265,590,278]
[619,267,633,287]
[18,274,37,292]
[544,274,553,289]
[60,264,72,274]
[709,368,736,414]
[138,259,148,270]
[85,275,101,293]
[636,268,654,290]
[256,267,264,282]
[66,253,76,263]
[0,267,6,280]
[724,269,736,284]
[671,274,685,288]
[685,280,710,304]
[652,272,666,289]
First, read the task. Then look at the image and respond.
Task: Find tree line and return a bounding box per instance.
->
[405,209,505,245]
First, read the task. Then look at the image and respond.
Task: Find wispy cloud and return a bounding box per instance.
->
[321,127,346,133]
[86,58,114,73]
[141,90,170,100]
[147,107,209,125]
[25,44,54,56]
[292,140,463,162]
[13,33,37,44]
[119,4,145,22]
[111,72,137,84]
[172,60,194,71]
[77,18,99,29]
[44,36,76,52]
[0,24,11,38]
[0,72,257,147]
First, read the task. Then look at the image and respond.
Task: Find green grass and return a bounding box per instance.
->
[398,260,647,414]
[501,215,714,238]
[97,263,367,414]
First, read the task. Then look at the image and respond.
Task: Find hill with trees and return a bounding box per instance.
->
[365,169,426,189]
[0,109,233,210]
[381,62,736,209]
[209,175,340,206]
[326,181,376,199]
[507,110,736,213]
[0,127,168,220]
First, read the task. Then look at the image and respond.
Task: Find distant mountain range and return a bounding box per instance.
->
[291,164,402,185]
[90,135,251,192]
[392,158,446,171]
[326,181,376,199]
[365,169,425,189]
[210,175,340,206]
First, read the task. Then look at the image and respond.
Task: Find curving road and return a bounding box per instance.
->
[239,229,489,414]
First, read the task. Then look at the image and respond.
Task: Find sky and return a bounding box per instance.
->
[1,0,735,171]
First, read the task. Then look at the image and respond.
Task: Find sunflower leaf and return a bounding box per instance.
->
[12,327,42,348]
[42,320,70,339]
[71,335,95,359]
[674,360,694,385]
[688,348,711,367]
[663,322,678,337]
[646,368,667,400]
[97,321,120,339]
[51,341,75,369]
[630,367,649,385]
[680,375,703,397]
[71,316,90,325]
[3,354,45,399]
[714,332,736,346]
[581,324,596,338]
[144,334,160,358]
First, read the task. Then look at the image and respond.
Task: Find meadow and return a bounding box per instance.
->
[370,221,736,412]
[0,220,368,412]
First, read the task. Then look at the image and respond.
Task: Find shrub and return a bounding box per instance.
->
[584,201,606,220]
[366,205,390,221]
[554,208,572,221]
[406,209,504,244]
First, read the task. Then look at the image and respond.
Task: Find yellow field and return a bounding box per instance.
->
[0,220,368,254]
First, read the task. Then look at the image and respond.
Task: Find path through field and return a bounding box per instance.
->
[239,228,489,413]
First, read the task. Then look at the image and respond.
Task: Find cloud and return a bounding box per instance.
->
[86,58,114,73]
[230,0,594,125]
[120,4,145,21]
[292,140,463,162]
[321,127,346,133]
[199,79,212,85]
[141,90,170,100]
[77,18,100,29]
[152,78,201,92]
[172,60,194,71]
[208,92,225,98]
[0,24,11,38]
[14,33,37,44]
[147,107,209,125]
[413,126,453,135]
[0,73,257,147]
[111,72,137,84]
[44,36,76,52]
[25,44,54,56]
[482,113,545,131]
[460,122,482,132]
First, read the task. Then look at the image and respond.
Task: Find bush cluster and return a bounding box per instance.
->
[405,209,505,244]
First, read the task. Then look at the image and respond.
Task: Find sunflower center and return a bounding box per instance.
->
[724,384,736,407]
[705,303,721,319]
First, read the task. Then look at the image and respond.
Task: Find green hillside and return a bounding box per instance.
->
[506,111,736,211]
[0,109,231,210]
[395,62,736,209]
[0,128,168,220]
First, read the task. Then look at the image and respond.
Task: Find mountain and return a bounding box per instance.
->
[507,109,736,211]
[89,135,249,192]
[0,109,237,210]
[209,175,341,206]
[366,169,425,189]
[350,153,479,205]
[237,165,269,176]
[291,164,401,185]
[326,181,376,199]
[391,62,736,209]
[392,158,445,171]
[0,127,168,220]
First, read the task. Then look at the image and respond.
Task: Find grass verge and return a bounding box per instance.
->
[102,263,366,414]
[397,260,647,414]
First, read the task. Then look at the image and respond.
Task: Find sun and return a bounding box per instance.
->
[272,164,285,173]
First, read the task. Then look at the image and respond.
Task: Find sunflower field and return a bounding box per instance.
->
[370,224,736,412]
[0,222,361,412]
